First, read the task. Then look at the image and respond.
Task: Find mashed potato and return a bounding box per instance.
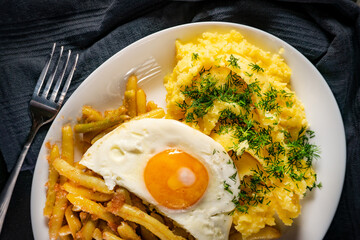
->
[164,30,319,239]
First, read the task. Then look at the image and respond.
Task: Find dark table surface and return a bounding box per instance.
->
[0,0,359,239]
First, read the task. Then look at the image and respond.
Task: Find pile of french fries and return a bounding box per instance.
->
[43,75,190,240]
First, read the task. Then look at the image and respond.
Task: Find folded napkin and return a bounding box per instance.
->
[0,0,359,239]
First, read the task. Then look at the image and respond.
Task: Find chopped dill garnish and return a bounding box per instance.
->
[249,63,264,72]
[256,86,281,112]
[192,52,199,61]
[245,72,253,77]
[223,181,233,194]
[227,54,240,69]
[185,112,195,123]
[229,172,238,182]
[307,182,322,191]
[286,101,294,108]
[226,71,243,86]
[247,81,262,97]
[285,129,320,168]
[177,68,255,121]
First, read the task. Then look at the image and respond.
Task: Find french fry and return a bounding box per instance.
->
[74,114,129,133]
[104,106,127,119]
[58,225,71,236]
[82,105,104,122]
[63,182,113,202]
[132,108,165,120]
[62,125,74,165]
[126,75,138,91]
[72,205,82,212]
[52,158,112,194]
[136,88,147,115]
[124,90,136,117]
[146,100,158,112]
[103,231,124,240]
[107,195,185,240]
[48,190,68,240]
[65,205,82,238]
[66,193,118,227]
[92,228,102,240]
[76,218,97,240]
[44,144,60,217]
[117,222,141,240]
[124,75,138,117]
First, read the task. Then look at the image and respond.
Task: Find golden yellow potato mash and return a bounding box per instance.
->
[164,30,320,239]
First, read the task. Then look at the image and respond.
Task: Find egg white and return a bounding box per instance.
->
[80,118,240,240]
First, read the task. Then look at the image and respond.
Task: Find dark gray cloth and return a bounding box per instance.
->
[0,0,359,239]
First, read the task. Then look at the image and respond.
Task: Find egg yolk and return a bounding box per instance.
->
[144,149,209,209]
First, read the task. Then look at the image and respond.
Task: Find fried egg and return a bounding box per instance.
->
[80,118,240,240]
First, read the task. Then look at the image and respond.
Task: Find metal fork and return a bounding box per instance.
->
[0,43,79,233]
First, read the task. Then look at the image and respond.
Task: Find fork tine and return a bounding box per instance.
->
[137,63,161,79]
[34,43,56,96]
[41,46,64,98]
[57,53,79,106]
[135,57,162,84]
[50,50,71,102]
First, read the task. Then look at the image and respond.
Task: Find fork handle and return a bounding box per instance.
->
[0,122,41,234]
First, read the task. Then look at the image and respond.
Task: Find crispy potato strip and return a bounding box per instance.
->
[48,190,68,240]
[58,225,71,237]
[76,218,97,240]
[92,228,103,240]
[124,75,138,117]
[44,144,60,217]
[107,193,185,240]
[63,182,113,202]
[136,88,147,115]
[66,193,118,227]
[117,222,141,240]
[132,108,165,120]
[65,205,82,238]
[52,158,112,194]
[82,105,104,122]
[61,125,74,165]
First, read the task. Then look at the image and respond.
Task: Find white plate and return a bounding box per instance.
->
[31,22,346,240]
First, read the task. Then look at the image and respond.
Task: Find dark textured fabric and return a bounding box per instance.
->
[0,0,359,239]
